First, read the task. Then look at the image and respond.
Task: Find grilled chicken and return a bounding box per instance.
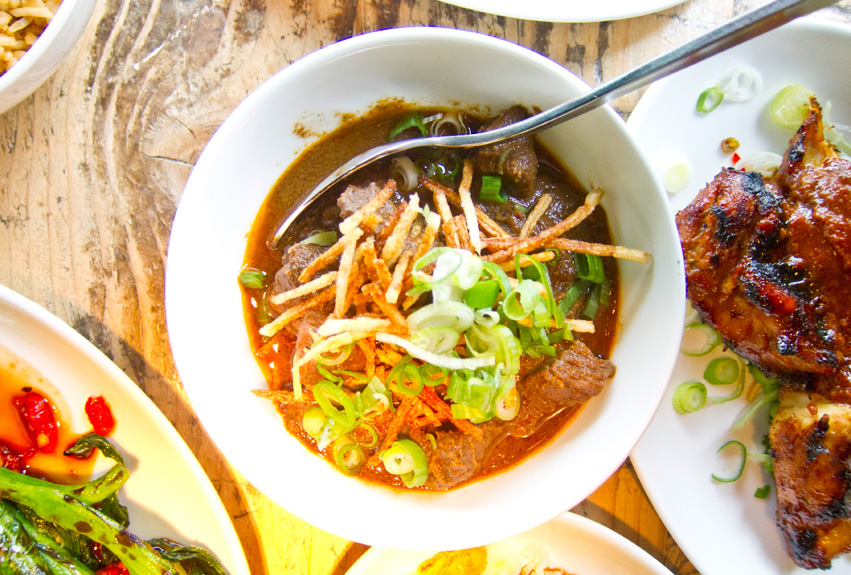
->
[678,99,851,569]
[678,100,851,403]
[771,390,851,569]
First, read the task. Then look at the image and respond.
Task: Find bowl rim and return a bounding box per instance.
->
[166,25,685,549]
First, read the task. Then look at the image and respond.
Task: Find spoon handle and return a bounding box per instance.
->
[272,0,835,245]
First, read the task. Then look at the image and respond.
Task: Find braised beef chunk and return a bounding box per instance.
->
[274,242,326,292]
[425,341,614,488]
[476,105,538,197]
[511,341,614,437]
[426,422,509,490]
[338,182,393,218]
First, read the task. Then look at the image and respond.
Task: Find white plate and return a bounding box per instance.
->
[166,27,683,550]
[627,18,851,575]
[0,284,249,574]
[345,512,673,575]
[437,0,685,23]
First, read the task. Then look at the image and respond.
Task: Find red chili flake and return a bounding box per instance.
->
[13,391,59,453]
[85,396,116,436]
[95,563,129,575]
[731,152,741,165]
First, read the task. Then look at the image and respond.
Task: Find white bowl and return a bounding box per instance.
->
[0,0,97,114]
[166,27,684,550]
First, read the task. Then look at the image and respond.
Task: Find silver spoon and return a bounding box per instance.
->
[272,0,835,246]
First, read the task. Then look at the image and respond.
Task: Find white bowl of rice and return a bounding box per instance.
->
[0,0,96,114]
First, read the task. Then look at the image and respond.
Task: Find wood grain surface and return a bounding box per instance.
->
[1,0,850,574]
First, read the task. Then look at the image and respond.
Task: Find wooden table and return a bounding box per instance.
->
[2,0,849,573]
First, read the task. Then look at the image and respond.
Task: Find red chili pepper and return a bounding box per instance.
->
[85,395,116,436]
[95,563,129,575]
[13,391,58,453]
[731,152,741,165]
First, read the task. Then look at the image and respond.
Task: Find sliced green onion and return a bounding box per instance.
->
[300,230,337,246]
[380,439,428,487]
[696,85,725,114]
[704,357,740,386]
[358,422,379,448]
[335,370,371,383]
[712,440,747,483]
[558,280,590,315]
[450,402,490,424]
[513,202,529,214]
[314,343,354,366]
[748,363,779,394]
[575,253,605,284]
[407,300,475,334]
[503,279,548,325]
[238,269,267,289]
[465,323,521,375]
[315,364,343,384]
[426,154,461,182]
[302,407,327,439]
[680,323,722,356]
[754,485,771,499]
[480,175,506,203]
[516,254,563,329]
[481,261,514,297]
[446,373,494,414]
[769,84,815,129]
[312,381,358,433]
[334,443,365,475]
[393,362,425,397]
[353,377,392,416]
[582,284,601,320]
[495,385,520,421]
[421,363,448,386]
[410,326,460,354]
[376,332,495,371]
[672,381,707,414]
[525,344,556,358]
[464,280,500,309]
[389,112,428,140]
[709,357,746,404]
[730,388,778,431]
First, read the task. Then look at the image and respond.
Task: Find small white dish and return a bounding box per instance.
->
[628,17,851,575]
[345,512,674,575]
[0,284,249,575]
[436,0,685,23]
[0,0,97,114]
[167,26,683,550]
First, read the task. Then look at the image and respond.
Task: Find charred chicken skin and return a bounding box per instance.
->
[677,99,851,569]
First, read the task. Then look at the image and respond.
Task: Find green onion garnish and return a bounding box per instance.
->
[696,85,725,114]
[334,443,365,475]
[464,280,500,309]
[672,381,707,414]
[574,253,605,284]
[712,440,747,483]
[479,175,506,203]
[754,485,771,499]
[769,84,815,129]
[704,357,740,386]
[238,269,266,289]
[300,230,337,246]
[312,381,358,433]
[388,112,428,140]
[380,439,429,487]
[680,323,722,356]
